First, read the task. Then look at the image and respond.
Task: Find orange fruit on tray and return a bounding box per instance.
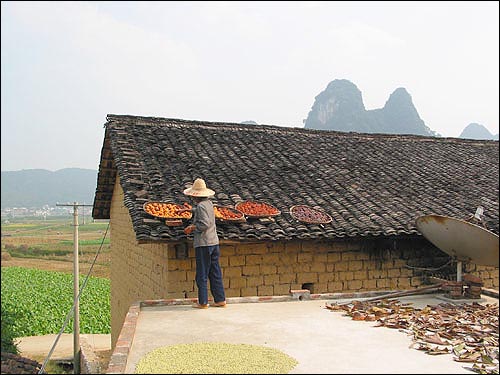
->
[235,201,280,218]
[213,206,245,221]
[143,202,192,219]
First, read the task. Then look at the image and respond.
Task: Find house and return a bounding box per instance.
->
[92,114,499,348]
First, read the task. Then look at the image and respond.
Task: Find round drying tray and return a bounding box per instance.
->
[143,201,192,220]
[289,204,332,224]
[213,205,246,223]
[235,201,281,218]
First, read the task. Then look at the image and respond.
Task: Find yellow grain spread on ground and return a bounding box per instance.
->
[134,342,298,374]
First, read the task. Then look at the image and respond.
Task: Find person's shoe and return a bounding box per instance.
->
[210,301,227,307]
[192,303,208,309]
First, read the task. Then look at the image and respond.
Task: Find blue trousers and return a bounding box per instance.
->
[195,245,226,305]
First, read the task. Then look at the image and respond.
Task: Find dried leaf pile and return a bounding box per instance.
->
[326,299,499,374]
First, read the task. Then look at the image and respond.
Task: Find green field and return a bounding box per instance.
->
[1,218,111,267]
[1,217,111,362]
[1,267,110,337]
[1,217,110,236]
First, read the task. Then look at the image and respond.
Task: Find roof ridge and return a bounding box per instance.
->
[105,114,499,145]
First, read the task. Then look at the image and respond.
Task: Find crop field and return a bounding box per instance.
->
[1,266,110,336]
[1,217,112,372]
[1,217,111,278]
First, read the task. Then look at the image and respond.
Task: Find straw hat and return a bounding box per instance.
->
[183,178,215,197]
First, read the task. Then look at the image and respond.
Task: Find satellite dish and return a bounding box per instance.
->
[415,214,499,268]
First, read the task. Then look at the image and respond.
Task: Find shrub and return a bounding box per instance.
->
[1,308,20,354]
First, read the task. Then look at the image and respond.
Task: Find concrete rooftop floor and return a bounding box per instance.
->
[113,291,499,374]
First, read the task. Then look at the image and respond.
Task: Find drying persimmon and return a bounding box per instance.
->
[144,202,192,219]
[213,206,244,221]
[235,201,280,218]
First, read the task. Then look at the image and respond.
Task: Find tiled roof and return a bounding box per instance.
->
[92,114,499,242]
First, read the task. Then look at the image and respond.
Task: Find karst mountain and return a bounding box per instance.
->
[459,123,498,140]
[304,79,438,136]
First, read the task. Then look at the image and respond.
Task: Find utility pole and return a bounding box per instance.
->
[56,202,93,374]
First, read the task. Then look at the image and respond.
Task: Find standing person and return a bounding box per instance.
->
[180,178,226,309]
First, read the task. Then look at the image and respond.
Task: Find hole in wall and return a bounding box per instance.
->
[301,283,314,293]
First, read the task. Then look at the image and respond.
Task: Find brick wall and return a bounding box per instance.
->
[465,263,499,289]
[110,178,170,348]
[110,180,499,348]
[170,237,498,298]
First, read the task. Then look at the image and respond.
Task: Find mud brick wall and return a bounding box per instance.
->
[167,239,497,299]
[465,263,499,289]
[218,240,432,297]
[110,179,170,348]
[109,181,499,349]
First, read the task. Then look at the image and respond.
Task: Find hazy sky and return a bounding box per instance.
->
[1,1,499,171]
